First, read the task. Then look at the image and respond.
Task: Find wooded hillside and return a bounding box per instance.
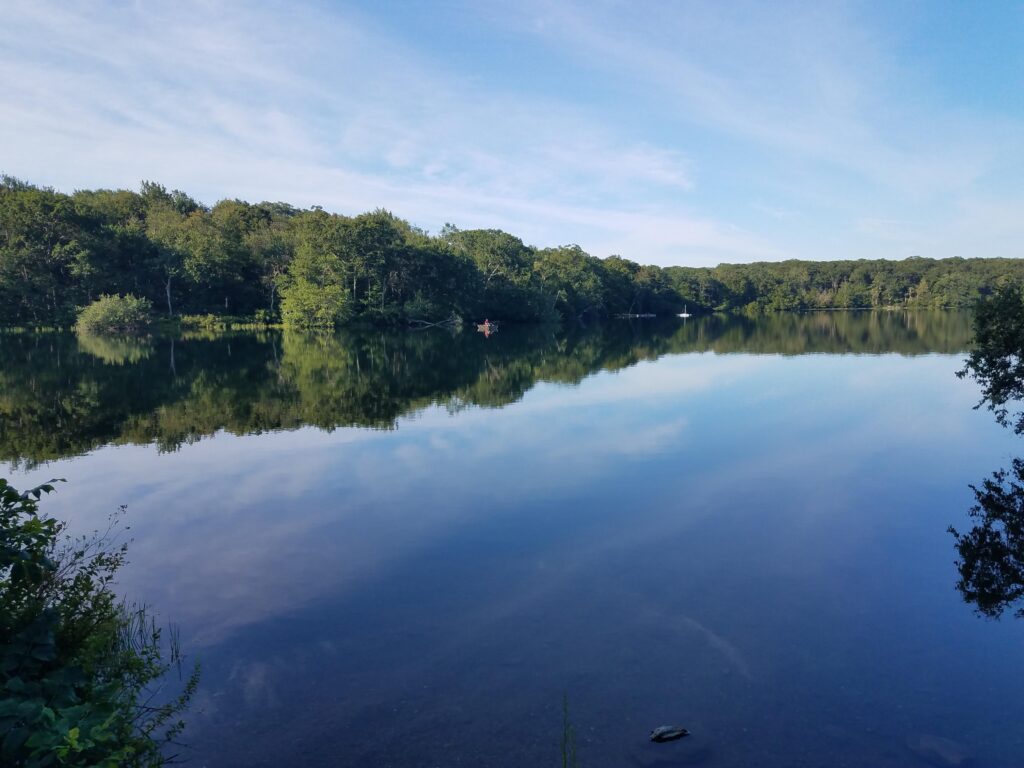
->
[2,177,1021,327]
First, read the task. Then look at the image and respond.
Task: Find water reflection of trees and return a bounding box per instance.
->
[0,311,971,466]
[951,286,1024,618]
[950,460,1024,618]
[76,333,154,365]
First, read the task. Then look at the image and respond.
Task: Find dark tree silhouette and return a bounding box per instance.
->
[950,459,1024,618]
[957,283,1024,433]
[952,283,1024,617]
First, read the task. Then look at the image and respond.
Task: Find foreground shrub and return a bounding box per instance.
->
[0,478,198,766]
[75,295,153,334]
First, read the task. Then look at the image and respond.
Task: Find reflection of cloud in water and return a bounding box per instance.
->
[628,593,753,680]
[6,352,1014,655]
[612,417,689,456]
[512,354,766,413]
[8,357,738,645]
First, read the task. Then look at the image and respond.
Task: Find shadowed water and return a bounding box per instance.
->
[4,311,1023,767]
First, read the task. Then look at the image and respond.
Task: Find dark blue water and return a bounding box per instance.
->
[3,314,1022,767]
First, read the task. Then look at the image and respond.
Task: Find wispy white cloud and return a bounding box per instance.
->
[506,1,1008,194]
[0,0,772,264]
[483,0,1024,259]
[1,0,1021,264]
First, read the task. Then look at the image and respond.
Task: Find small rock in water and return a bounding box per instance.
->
[906,734,971,767]
[649,725,689,743]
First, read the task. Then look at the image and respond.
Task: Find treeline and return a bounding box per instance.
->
[2,176,1022,327]
[0,311,972,466]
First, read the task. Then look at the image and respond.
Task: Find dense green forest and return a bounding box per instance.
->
[2,176,1022,328]
[0,311,971,466]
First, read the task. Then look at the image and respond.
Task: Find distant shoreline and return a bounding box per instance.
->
[2,176,1018,329]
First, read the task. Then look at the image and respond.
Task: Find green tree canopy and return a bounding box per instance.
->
[3,177,1024,329]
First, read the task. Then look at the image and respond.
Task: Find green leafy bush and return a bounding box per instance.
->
[75,295,153,335]
[0,478,198,767]
[279,279,351,328]
[180,313,226,331]
[180,313,280,331]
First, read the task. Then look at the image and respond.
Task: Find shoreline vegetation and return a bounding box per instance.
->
[0,478,199,767]
[3,176,1024,331]
[0,312,973,468]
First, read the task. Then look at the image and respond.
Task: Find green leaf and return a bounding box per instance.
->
[2,727,30,754]
[17,700,44,719]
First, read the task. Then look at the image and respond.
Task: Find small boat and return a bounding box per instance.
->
[677,305,691,318]
[477,320,497,337]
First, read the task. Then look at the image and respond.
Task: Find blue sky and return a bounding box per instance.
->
[2,1,1022,266]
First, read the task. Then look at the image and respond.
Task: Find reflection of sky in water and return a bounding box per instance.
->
[7,352,1024,767]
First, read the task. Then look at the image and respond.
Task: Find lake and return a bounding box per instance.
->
[3,311,1023,767]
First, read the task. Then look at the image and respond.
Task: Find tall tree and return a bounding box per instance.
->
[278,209,351,328]
[144,204,188,316]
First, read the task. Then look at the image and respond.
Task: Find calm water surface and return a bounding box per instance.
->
[3,311,1023,767]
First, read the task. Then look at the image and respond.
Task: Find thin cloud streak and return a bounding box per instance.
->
[511,1,1007,195]
[0,0,768,265]
[489,0,1024,259]
[1,1,1022,263]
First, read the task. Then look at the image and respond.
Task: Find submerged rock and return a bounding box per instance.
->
[649,725,689,743]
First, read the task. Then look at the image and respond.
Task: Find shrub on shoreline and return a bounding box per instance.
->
[76,295,153,335]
